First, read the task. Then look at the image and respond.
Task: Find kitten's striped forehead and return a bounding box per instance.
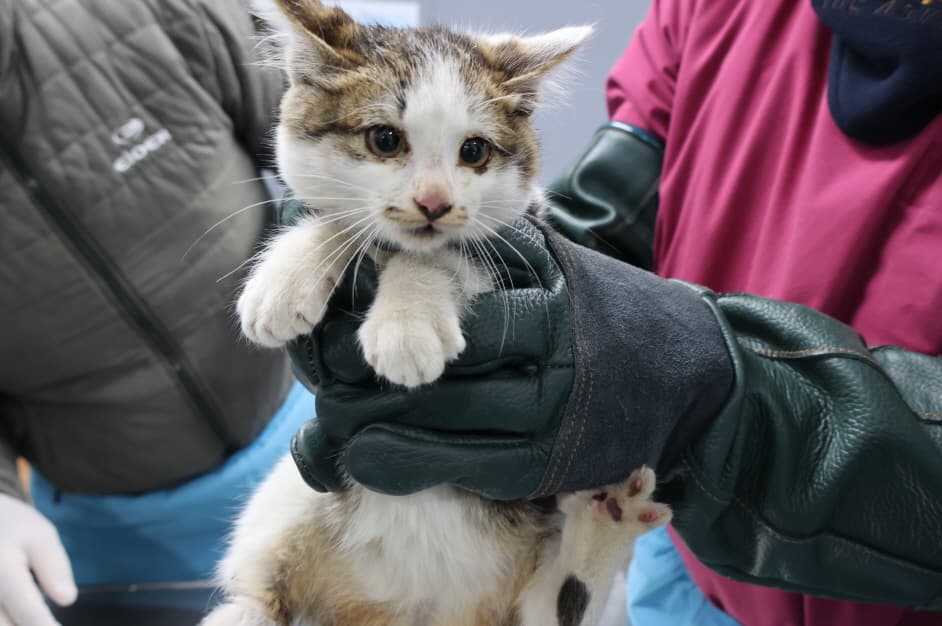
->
[279,26,539,178]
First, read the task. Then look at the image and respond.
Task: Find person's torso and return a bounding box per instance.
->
[655,0,942,354]
[0,0,291,494]
[651,1,941,625]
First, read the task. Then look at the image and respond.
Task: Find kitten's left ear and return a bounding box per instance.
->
[481,26,593,114]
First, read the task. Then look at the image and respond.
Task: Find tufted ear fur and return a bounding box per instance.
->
[254,0,366,86]
[479,26,593,115]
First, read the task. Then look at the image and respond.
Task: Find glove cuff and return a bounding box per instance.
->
[544,123,663,269]
[532,228,735,497]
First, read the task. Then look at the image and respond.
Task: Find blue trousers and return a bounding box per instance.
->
[32,382,316,586]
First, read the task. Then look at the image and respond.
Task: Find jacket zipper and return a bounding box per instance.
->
[1,145,239,455]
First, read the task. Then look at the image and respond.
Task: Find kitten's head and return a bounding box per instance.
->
[260,0,590,253]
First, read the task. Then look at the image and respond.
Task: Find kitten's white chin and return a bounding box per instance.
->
[384,225,460,253]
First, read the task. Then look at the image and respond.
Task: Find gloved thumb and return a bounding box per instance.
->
[343,423,548,501]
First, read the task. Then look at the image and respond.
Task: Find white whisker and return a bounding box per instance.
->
[183,198,279,261]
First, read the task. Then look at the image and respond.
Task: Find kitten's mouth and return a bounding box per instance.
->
[409,224,440,238]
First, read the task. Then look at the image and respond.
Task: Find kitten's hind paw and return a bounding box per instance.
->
[561,466,672,533]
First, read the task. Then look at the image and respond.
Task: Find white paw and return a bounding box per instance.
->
[561,466,672,531]
[237,259,338,348]
[358,309,466,387]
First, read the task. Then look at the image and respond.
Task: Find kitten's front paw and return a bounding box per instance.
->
[358,310,466,387]
[237,262,337,348]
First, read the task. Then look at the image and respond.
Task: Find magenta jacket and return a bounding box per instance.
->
[606,0,942,624]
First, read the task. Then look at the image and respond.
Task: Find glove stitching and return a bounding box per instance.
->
[755,346,941,421]
[750,346,876,362]
[538,358,581,494]
[681,456,730,505]
[535,235,580,495]
[682,457,941,576]
[543,239,592,495]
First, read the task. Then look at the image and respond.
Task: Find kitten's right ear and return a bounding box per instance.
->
[254,0,365,86]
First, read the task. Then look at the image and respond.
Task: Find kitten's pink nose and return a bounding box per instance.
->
[414,195,453,221]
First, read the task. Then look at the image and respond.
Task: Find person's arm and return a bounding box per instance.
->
[287,216,942,610]
[670,286,942,610]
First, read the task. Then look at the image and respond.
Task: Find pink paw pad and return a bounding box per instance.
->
[591,492,625,522]
[638,510,664,524]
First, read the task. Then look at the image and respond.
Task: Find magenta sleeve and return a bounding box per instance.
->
[605,0,695,141]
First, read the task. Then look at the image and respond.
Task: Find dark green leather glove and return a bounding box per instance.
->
[289,216,734,499]
[672,290,942,609]
[545,122,663,269]
[286,205,942,607]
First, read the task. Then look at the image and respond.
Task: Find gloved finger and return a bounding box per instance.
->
[291,420,345,493]
[468,215,560,285]
[0,563,62,626]
[25,531,77,607]
[314,365,571,438]
[343,423,550,501]
[0,607,13,626]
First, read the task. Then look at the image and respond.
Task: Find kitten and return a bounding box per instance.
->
[203,2,670,625]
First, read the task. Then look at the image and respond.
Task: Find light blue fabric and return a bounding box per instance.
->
[627,526,741,626]
[32,382,316,586]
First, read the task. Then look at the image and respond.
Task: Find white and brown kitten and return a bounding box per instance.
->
[204,2,670,625]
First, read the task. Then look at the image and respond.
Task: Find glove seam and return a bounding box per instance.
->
[535,230,589,496]
[552,237,594,492]
[750,346,876,362]
[749,345,942,419]
[681,455,730,505]
[681,456,942,576]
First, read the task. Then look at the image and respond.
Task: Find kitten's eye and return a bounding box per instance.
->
[367,126,404,157]
[459,138,492,168]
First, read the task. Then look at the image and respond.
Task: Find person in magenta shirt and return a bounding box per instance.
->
[602,0,941,624]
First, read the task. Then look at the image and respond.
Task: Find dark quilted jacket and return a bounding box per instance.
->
[0,0,292,497]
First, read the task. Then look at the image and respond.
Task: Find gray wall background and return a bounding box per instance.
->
[344,0,651,182]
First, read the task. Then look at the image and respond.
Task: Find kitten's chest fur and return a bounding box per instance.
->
[332,486,558,612]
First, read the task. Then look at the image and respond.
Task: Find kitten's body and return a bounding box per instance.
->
[204,3,670,625]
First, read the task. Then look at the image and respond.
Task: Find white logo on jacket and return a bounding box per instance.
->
[110,118,145,145]
[111,118,173,173]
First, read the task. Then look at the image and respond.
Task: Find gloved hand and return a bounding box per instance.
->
[289,216,734,500]
[0,494,77,626]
